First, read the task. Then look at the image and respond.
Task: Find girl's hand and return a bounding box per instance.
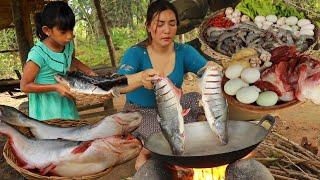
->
[55,84,75,101]
[141,69,159,89]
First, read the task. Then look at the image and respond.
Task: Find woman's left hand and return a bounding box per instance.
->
[206,61,223,71]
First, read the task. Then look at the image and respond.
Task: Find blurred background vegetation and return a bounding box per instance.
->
[0,0,319,79]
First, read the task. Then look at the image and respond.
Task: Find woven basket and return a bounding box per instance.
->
[2,119,114,180]
[72,90,113,107]
[221,77,303,113]
[198,8,320,67]
[198,8,231,66]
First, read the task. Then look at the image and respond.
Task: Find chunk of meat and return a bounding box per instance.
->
[255,61,295,101]
[295,64,320,104]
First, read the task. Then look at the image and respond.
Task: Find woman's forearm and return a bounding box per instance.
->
[119,72,143,94]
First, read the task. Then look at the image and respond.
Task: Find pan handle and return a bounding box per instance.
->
[257,114,276,133]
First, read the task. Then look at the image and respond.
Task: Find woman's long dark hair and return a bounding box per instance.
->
[142,0,179,46]
[35,1,75,40]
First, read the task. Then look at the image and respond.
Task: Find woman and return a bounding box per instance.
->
[118,0,216,170]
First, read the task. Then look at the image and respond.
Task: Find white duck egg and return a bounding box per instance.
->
[276,17,286,26]
[256,91,278,106]
[266,15,277,23]
[241,15,250,22]
[300,24,315,31]
[255,22,263,29]
[280,25,293,31]
[255,16,266,23]
[232,9,241,17]
[286,16,298,26]
[241,67,260,84]
[224,78,249,96]
[297,19,311,27]
[225,64,244,79]
[236,86,260,104]
[300,29,314,36]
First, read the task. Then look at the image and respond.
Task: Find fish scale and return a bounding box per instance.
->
[153,77,185,155]
[198,66,228,144]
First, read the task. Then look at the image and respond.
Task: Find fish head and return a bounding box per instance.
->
[112,111,142,133]
[98,135,142,163]
[172,132,185,155]
[0,105,20,122]
[54,74,71,87]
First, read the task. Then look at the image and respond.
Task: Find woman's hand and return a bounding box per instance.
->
[55,84,75,101]
[206,61,223,70]
[141,69,159,89]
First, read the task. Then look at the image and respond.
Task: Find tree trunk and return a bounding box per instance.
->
[93,0,116,67]
[11,0,33,66]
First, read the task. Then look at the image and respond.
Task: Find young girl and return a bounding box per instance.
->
[20,1,98,121]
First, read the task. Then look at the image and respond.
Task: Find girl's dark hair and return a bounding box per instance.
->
[144,0,179,46]
[35,1,75,40]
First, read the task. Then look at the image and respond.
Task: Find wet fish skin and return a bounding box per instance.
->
[55,72,115,95]
[198,66,228,144]
[153,77,185,155]
[0,121,142,177]
[0,105,142,141]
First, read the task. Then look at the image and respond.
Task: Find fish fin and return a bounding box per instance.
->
[40,163,56,175]
[156,115,162,122]
[182,108,190,117]
[173,86,182,99]
[71,141,92,154]
[196,66,207,77]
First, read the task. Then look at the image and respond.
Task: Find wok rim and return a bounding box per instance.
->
[144,120,268,158]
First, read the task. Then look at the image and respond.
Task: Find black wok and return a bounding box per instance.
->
[143,115,275,168]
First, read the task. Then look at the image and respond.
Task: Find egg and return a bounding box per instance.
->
[225,64,244,79]
[254,16,266,23]
[240,68,260,83]
[286,16,298,26]
[256,91,278,106]
[224,78,249,96]
[266,15,277,23]
[236,86,260,104]
[297,19,311,27]
[276,17,286,26]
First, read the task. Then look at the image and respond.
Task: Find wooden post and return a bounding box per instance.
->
[11,0,33,66]
[93,0,116,67]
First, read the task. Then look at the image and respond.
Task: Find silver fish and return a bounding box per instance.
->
[0,105,142,141]
[198,66,228,144]
[0,121,142,177]
[55,72,120,97]
[153,77,186,155]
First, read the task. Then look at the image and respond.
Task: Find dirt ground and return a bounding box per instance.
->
[0,75,319,179]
